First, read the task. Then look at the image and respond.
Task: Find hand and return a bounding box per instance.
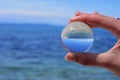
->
[65,11,120,77]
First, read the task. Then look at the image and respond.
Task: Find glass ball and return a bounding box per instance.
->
[61,22,94,53]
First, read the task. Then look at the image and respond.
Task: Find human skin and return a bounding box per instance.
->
[65,11,120,77]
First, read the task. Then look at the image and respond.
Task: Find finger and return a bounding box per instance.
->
[70,14,117,29]
[70,14,120,38]
[65,52,108,67]
[70,15,88,23]
[70,15,98,27]
[93,11,99,15]
[75,11,83,16]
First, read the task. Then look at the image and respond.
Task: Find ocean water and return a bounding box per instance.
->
[62,39,93,52]
[0,24,119,80]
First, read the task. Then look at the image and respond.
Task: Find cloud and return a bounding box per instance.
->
[0,0,70,24]
[0,0,73,18]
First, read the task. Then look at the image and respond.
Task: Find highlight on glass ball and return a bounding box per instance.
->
[61,22,94,53]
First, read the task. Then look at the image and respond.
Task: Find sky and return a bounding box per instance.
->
[0,0,120,25]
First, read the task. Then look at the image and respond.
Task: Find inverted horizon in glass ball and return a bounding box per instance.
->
[61,22,94,53]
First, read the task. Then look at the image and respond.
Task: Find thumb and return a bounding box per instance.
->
[65,52,107,67]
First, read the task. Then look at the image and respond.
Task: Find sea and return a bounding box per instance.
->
[0,24,119,80]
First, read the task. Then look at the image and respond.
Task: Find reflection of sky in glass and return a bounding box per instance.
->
[62,38,93,52]
[61,22,94,52]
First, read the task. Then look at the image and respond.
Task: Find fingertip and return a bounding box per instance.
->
[75,11,82,16]
[93,11,99,15]
[65,52,76,61]
[69,18,74,22]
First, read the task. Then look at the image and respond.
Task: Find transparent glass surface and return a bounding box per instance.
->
[61,22,94,53]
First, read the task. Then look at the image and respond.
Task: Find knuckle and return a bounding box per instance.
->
[102,60,113,68]
[99,54,114,68]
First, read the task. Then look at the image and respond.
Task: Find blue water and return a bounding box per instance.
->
[0,24,119,80]
[62,39,93,52]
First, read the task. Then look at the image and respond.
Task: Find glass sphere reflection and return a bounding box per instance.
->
[61,22,94,53]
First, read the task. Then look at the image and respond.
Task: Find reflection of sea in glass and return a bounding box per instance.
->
[61,22,94,53]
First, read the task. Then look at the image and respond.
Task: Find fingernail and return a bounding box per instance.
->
[70,18,73,21]
[69,19,73,22]
[66,54,75,62]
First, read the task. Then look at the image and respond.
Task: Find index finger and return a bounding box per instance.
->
[70,14,120,38]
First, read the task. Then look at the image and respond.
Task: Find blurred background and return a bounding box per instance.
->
[0,0,119,80]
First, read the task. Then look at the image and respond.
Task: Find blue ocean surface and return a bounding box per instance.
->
[62,39,93,52]
[0,24,119,80]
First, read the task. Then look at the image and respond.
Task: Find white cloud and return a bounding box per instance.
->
[0,0,73,18]
[0,9,72,18]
